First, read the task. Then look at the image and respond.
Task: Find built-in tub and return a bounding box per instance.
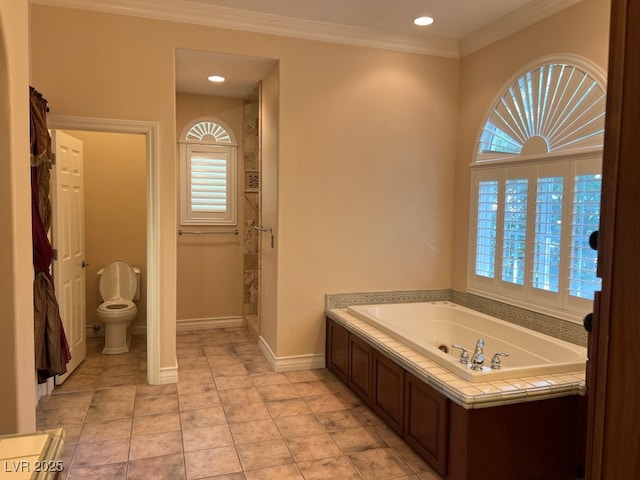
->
[346,301,586,383]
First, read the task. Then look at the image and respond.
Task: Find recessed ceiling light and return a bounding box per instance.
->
[207,75,225,83]
[414,16,434,26]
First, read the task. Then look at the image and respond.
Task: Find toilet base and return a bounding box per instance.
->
[102,321,132,354]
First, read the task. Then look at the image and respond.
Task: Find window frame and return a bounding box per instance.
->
[179,118,238,226]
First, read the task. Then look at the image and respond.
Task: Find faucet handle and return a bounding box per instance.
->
[490,352,509,369]
[451,344,469,364]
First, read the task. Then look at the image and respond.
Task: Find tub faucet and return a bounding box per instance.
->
[470,338,485,370]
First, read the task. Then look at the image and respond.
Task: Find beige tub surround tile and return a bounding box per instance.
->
[182,424,234,452]
[243,463,304,480]
[127,453,186,480]
[218,387,262,406]
[185,446,242,479]
[179,391,223,411]
[256,383,301,402]
[331,427,387,453]
[229,418,282,444]
[274,414,326,438]
[224,402,271,423]
[66,462,128,480]
[317,409,367,433]
[132,411,182,436]
[348,447,414,479]
[72,437,130,469]
[91,385,137,404]
[129,430,183,460]
[264,398,313,420]
[286,433,342,462]
[305,393,351,414]
[79,417,132,443]
[215,375,254,391]
[180,406,228,430]
[235,439,293,471]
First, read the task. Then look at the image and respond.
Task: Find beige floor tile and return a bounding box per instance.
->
[224,402,270,423]
[243,463,304,480]
[178,366,215,383]
[132,411,181,436]
[316,409,367,432]
[305,393,351,414]
[229,418,282,444]
[296,456,361,480]
[79,417,132,443]
[331,427,387,453]
[177,356,210,369]
[249,373,290,387]
[72,437,130,469]
[92,385,137,403]
[36,406,89,428]
[211,363,249,377]
[185,446,242,479]
[39,391,93,410]
[292,381,336,397]
[136,383,178,398]
[265,398,312,418]
[236,439,293,471]
[85,400,134,422]
[177,381,219,396]
[52,374,100,393]
[97,373,141,388]
[218,387,262,406]
[182,424,234,452]
[66,462,127,480]
[134,395,179,416]
[215,375,254,391]
[127,453,186,480]
[207,354,245,367]
[286,433,342,462]
[179,391,222,411]
[129,430,183,460]
[348,447,414,480]
[284,370,326,383]
[180,406,228,429]
[256,383,300,402]
[244,360,274,375]
[274,414,326,438]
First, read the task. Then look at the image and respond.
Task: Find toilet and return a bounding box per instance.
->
[96,259,141,354]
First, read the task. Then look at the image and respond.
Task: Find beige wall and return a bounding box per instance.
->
[451,0,611,293]
[0,0,36,433]
[175,93,245,321]
[30,5,460,362]
[64,131,147,331]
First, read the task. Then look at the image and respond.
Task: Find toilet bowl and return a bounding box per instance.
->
[96,259,140,354]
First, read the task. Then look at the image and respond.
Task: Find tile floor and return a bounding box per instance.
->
[36,328,443,479]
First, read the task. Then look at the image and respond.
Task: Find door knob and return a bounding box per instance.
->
[82,260,90,268]
[583,312,593,333]
[589,230,599,251]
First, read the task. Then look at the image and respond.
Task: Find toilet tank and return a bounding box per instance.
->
[97,266,142,301]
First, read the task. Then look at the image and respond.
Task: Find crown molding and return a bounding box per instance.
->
[32,0,583,59]
[458,0,583,57]
[30,0,460,58]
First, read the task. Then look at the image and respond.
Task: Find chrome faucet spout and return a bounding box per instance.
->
[470,338,485,370]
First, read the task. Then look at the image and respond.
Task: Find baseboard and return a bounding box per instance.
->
[176,316,244,332]
[158,364,179,385]
[258,336,326,372]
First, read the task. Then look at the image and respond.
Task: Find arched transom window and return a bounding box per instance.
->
[179,118,238,226]
[469,58,605,320]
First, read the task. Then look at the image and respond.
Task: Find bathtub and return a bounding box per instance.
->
[346,301,586,383]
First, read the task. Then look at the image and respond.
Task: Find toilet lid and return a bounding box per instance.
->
[99,260,137,301]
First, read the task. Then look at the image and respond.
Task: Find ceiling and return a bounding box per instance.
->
[34,0,583,98]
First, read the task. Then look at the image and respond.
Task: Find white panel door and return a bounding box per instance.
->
[51,130,86,384]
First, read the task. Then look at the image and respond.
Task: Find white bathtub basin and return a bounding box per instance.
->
[346,301,586,383]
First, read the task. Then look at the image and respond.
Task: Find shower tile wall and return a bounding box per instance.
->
[243,87,260,329]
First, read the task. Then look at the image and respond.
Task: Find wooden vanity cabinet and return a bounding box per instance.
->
[326,317,348,383]
[372,349,405,435]
[348,333,373,404]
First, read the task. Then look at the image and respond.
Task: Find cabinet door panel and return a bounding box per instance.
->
[326,318,348,382]
[373,349,404,435]
[349,334,373,404]
[404,372,448,476]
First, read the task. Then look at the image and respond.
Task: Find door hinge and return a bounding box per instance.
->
[52,249,58,261]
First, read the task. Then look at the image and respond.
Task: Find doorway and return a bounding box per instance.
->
[47,115,161,385]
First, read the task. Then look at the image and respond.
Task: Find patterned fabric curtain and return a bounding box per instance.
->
[30,86,71,383]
